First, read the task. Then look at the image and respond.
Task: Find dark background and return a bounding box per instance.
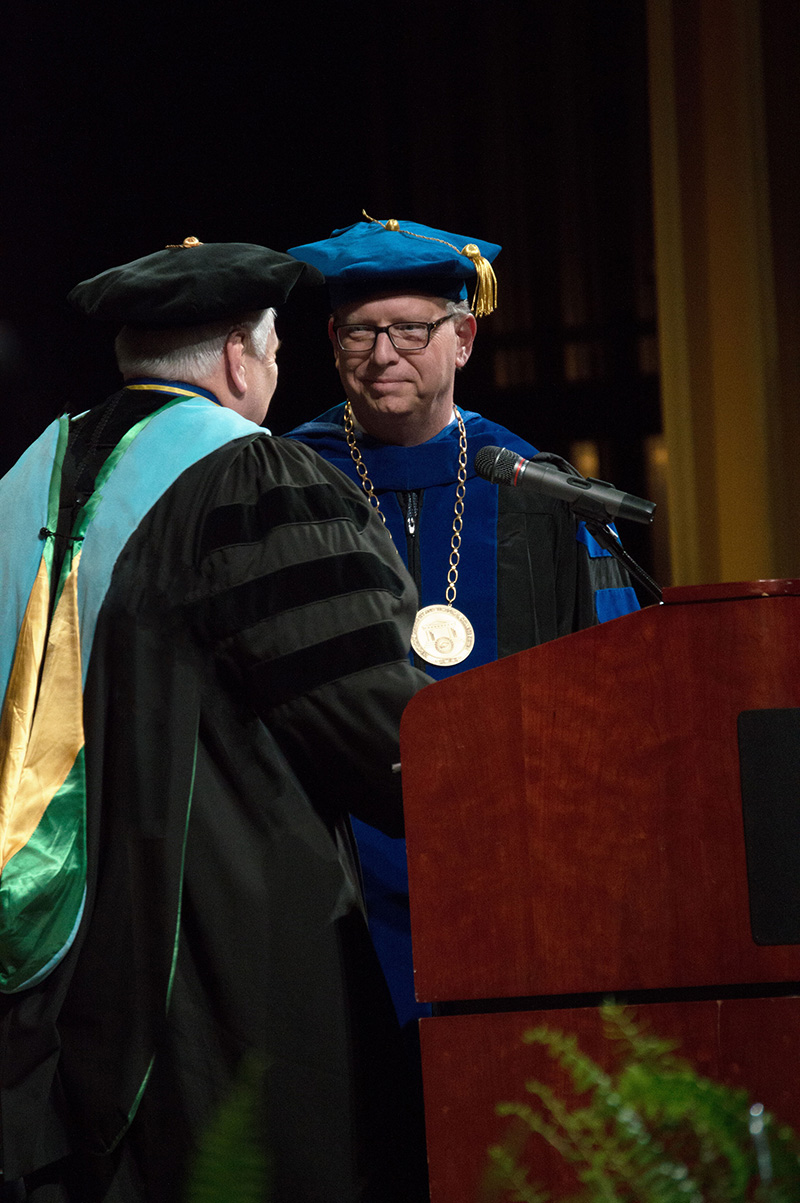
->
[0,0,661,573]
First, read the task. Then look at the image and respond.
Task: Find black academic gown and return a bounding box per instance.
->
[0,384,429,1202]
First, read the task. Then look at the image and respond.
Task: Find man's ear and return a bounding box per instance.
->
[327,316,340,368]
[224,330,248,393]
[455,313,477,369]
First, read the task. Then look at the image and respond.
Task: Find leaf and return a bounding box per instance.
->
[185,1051,273,1203]
[487,1005,800,1203]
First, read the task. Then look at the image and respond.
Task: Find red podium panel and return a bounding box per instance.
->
[401,582,800,1002]
[401,582,800,1201]
[419,997,800,1202]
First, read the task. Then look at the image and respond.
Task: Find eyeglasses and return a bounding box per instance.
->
[333,313,456,352]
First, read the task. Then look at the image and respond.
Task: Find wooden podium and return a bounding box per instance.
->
[400,582,800,1200]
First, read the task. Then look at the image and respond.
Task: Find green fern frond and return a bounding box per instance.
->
[600,1003,680,1069]
[486,1144,552,1203]
[496,1101,575,1161]
[488,1005,800,1203]
[185,1051,273,1203]
[523,1027,613,1095]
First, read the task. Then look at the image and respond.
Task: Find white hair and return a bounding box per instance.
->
[444,299,472,321]
[115,308,276,382]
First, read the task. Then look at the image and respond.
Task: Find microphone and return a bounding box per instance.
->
[474,445,656,525]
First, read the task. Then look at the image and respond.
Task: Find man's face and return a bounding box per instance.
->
[328,293,476,445]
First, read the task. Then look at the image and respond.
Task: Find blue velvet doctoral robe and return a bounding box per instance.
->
[288,403,640,1025]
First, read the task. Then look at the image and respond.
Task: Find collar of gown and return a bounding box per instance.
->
[307,404,483,491]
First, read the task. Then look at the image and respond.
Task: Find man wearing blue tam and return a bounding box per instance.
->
[287,214,639,1029]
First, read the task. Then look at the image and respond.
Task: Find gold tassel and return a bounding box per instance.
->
[360,212,498,315]
[461,244,497,317]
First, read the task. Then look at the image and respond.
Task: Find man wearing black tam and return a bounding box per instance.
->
[287,216,640,1034]
[0,238,430,1201]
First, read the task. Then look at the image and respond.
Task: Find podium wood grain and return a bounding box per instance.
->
[401,584,800,1000]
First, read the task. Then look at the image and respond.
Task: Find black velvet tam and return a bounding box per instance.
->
[68,237,324,328]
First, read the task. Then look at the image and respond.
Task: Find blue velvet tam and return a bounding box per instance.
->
[288,215,501,314]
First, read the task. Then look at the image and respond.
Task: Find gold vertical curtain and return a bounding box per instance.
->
[647,0,799,585]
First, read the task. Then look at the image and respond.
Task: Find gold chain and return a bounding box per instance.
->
[343,401,467,608]
[344,402,386,525]
[447,410,468,604]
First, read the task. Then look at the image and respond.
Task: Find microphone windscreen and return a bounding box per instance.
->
[474,445,518,485]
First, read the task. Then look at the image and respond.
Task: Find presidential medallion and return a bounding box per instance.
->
[346,404,476,668]
[411,604,474,667]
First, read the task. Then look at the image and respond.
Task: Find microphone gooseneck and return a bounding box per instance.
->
[473,445,656,525]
